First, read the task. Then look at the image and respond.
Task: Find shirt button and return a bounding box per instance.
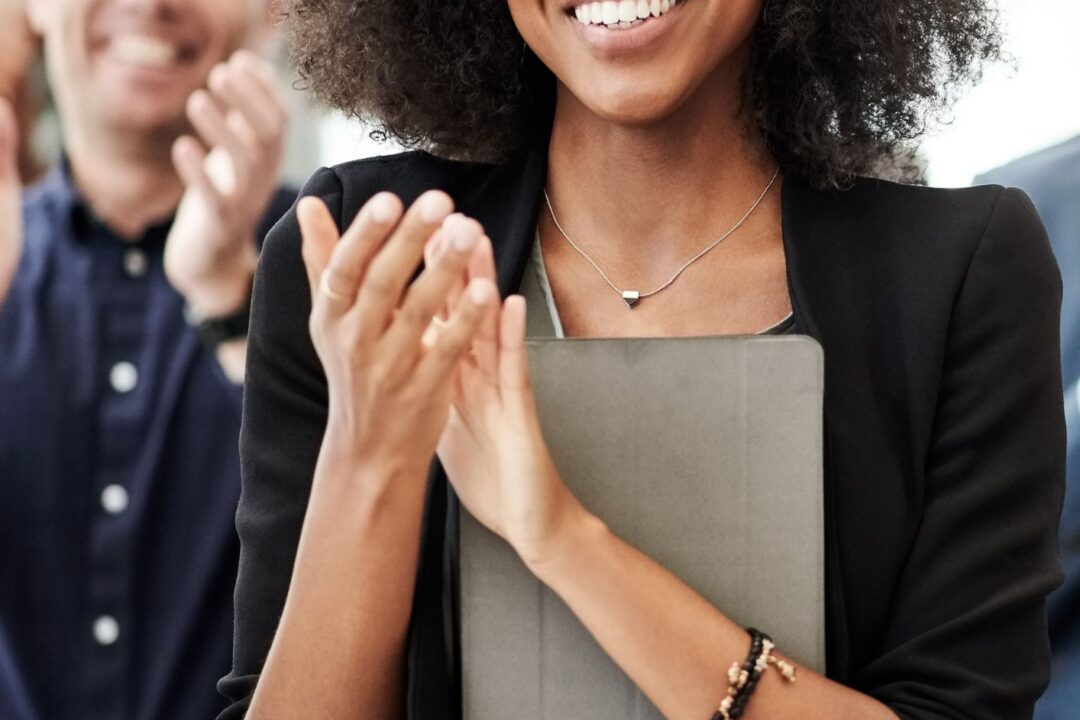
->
[93,615,120,646]
[100,484,129,515]
[123,248,148,278]
[109,362,138,393]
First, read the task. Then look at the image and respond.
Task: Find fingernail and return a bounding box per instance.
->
[452,225,477,252]
[419,192,452,223]
[370,194,396,223]
[209,64,227,87]
[469,282,493,304]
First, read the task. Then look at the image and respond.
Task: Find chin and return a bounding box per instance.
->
[573,79,690,128]
[100,94,189,136]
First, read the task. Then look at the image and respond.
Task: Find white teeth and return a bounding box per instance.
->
[573,0,677,26]
[108,34,177,68]
[602,1,619,24]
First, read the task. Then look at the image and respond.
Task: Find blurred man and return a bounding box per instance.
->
[978,137,1080,719]
[0,0,294,717]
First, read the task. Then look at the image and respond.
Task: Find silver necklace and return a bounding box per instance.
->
[542,168,780,309]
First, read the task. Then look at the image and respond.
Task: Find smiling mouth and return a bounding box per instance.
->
[570,0,680,30]
[103,34,198,70]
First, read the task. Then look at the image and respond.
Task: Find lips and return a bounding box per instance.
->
[570,0,680,29]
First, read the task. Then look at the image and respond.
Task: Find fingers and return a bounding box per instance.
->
[0,95,23,302]
[207,51,288,144]
[171,136,223,209]
[181,50,287,206]
[323,192,402,310]
[0,96,20,184]
[298,191,405,315]
[418,278,498,387]
[469,238,501,384]
[380,214,482,365]
[355,190,454,341]
[498,296,532,412]
[424,229,469,324]
[186,90,254,190]
[423,228,445,269]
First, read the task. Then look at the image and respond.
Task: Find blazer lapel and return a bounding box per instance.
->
[453,142,549,298]
[781,177,852,682]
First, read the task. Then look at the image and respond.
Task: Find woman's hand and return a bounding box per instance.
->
[297,191,498,497]
[430,234,589,566]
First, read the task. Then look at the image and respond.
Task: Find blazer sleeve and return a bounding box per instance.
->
[215,168,341,718]
[856,188,1066,719]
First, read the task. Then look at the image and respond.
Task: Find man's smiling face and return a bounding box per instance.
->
[28,0,265,136]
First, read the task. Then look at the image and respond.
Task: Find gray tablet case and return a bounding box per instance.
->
[459,336,825,719]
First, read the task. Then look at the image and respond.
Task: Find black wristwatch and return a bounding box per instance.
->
[184,288,252,349]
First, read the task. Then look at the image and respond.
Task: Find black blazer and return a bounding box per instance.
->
[219,144,1065,720]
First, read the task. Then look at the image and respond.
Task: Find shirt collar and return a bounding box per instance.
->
[37,154,175,250]
[36,156,83,223]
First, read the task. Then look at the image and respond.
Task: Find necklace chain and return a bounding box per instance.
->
[542,168,780,308]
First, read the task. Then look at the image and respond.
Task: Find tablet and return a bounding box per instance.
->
[460,335,825,719]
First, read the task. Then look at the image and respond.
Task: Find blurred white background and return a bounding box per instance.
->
[282,0,1080,188]
[922,0,1080,186]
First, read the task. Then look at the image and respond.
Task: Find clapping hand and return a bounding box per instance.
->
[165,50,288,318]
[424,231,588,567]
[297,192,499,495]
[298,184,587,564]
[0,97,22,306]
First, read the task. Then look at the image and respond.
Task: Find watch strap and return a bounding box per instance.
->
[185,288,252,348]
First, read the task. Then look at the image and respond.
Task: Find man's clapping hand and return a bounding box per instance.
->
[0,97,22,306]
[164,50,288,320]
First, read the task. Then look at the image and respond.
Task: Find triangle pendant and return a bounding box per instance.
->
[622,290,641,309]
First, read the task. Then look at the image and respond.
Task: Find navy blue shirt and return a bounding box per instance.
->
[0,163,295,720]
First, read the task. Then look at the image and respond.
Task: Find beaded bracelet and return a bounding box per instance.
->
[710,628,797,720]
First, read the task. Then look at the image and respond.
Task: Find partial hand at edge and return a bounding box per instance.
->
[0,96,22,307]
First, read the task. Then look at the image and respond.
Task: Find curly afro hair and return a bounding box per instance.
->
[284,0,1002,188]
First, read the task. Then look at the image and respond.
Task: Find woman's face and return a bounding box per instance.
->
[507,0,764,126]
